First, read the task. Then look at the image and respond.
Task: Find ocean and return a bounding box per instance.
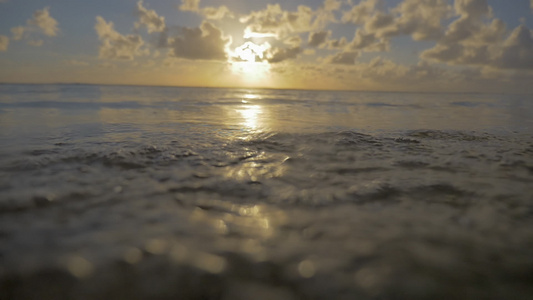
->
[1,84,532,299]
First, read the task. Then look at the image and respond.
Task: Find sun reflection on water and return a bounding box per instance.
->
[238,104,263,129]
[242,93,261,100]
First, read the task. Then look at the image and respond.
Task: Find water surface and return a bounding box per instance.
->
[1,84,532,299]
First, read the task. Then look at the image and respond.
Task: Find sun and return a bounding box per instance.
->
[230,41,272,85]
[233,41,271,63]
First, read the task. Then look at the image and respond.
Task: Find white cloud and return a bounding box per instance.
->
[323,0,342,12]
[343,0,452,42]
[348,29,389,52]
[202,6,233,20]
[384,0,452,41]
[8,7,59,47]
[28,7,59,37]
[325,51,359,65]
[179,0,199,12]
[440,0,493,45]
[167,21,231,61]
[240,4,322,39]
[341,0,380,25]
[136,0,166,33]
[421,0,533,70]
[179,0,233,20]
[11,26,25,41]
[95,16,146,60]
[314,0,342,27]
[0,35,8,51]
[266,45,302,63]
[337,0,452,59]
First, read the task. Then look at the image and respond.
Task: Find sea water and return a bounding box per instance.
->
[0,84,532,299]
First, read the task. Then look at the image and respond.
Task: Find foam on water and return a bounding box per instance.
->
[1,84,532,299]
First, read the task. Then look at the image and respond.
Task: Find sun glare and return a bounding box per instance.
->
[243,28,278,39]
[238,104,263,129]
[233,41,271,63]
[230,41,272,85]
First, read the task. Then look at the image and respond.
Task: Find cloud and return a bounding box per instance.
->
[284,35,302,47]
[325,51,359,65]
[27,39,43,47]
[382,0,452,41]
[11,26,25,41]
[202,6,233,20]
[313,57,491,92]
[328,37,348,49]
[496,25,533,69]
[343,0,451,42]
[240,4,321,39]
[167,21,231,60]
[339,58,533,93]
[179,0,233,20]
[179,0,199,11]
[341,0,380,25]
[337,0,452,61]
[266,45,302,63]
[0,35,8,51]
[421,0,533,70]
[308,31,330,47]
[440,0,494,45]
[95,16,146,60]
[136,0,166,33]
[348,29,389,52]
[313,0,342,26]
[28,7,59,37]
[323,0,342,12]
[454,0,491,18]
[9,7,59,46]
[365,12,395,32]
[531,0,533,12]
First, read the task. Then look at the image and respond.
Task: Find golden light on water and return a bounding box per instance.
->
[238,104,263,129]
[242,93,261,100]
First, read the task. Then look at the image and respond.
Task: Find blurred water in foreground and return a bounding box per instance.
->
[1,84,532,299]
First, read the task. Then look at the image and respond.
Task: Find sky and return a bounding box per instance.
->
[0,0,532,93]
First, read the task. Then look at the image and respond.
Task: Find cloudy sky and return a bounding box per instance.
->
[0,0,532,93]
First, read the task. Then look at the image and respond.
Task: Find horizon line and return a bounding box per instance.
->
[0,82,531,96]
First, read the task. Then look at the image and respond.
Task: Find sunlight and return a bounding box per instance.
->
[230,61,271,86]
[238,104,263,129]
[229,40,272,86]
[233,41,271,63]
[242,93,261,101]
[243,28,278,39]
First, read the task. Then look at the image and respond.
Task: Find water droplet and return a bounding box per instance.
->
[145,239,169,255]
[66,255,93,279]
[124,247,142,264]
[298,260,316,278]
